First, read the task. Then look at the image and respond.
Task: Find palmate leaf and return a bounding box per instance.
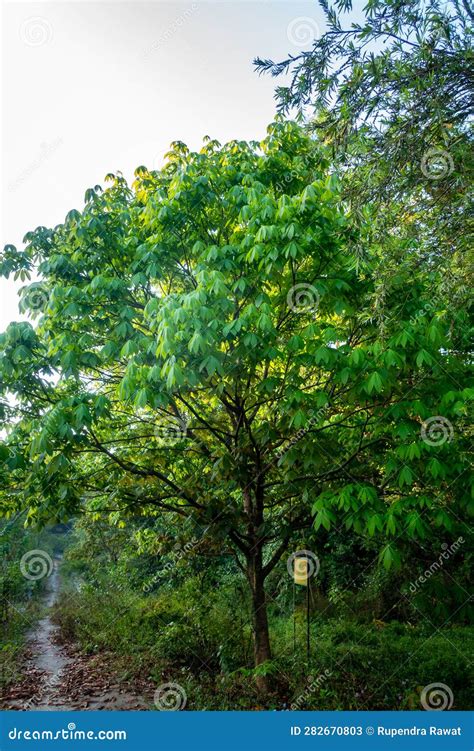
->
[366,371,383,394]
[380,544,401,571]
[0,119,470,617]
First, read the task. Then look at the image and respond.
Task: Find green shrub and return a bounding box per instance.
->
[279,621,473,710]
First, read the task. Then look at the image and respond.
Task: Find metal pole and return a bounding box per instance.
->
[306,577,310,663]
[293,581,296,654]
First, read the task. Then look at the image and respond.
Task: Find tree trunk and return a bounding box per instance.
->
[247,550,272,694]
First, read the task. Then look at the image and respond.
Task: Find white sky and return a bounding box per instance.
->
[1,0,327,331]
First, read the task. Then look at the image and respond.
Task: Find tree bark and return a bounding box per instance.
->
[247,549,272,694]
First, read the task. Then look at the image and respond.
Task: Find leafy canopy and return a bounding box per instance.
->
[255,0,473,266]
[0,121,471,572]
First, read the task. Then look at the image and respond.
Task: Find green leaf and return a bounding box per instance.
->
[398,466,413,487]
[135,388,149,408]
[366,371,383,394]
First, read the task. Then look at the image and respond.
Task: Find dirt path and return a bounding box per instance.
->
[4,560,151,711]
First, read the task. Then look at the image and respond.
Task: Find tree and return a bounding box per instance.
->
[255,0,473,265]
[0,121,471,690]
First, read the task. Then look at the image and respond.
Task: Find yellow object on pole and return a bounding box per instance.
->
[293,555,309,586]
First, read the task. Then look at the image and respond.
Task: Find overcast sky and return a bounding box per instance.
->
[1,0,327,330]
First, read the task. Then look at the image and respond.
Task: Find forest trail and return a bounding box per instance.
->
[3,560,151,710]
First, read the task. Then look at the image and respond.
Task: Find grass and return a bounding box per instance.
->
[51,579,474,710]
